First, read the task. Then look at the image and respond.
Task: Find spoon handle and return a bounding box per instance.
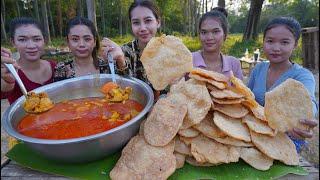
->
[107,53,116,83]
[4,63,28,97]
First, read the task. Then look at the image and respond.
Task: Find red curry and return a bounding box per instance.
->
[17,97,144,140]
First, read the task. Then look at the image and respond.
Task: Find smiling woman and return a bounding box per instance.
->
[1,17,56,104]
[53,17,111,81]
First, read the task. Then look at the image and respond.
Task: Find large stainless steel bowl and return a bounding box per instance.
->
[2,74,154,163]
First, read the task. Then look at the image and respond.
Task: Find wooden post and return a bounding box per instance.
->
[301,27,319,71]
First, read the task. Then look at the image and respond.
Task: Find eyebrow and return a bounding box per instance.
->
[70,34,93,37]
[131,16,154,21]
[17,35,42,38]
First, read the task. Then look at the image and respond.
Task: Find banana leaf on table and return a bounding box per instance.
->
[6,143,307,180]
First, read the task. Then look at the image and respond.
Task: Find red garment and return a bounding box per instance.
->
[2,60,56,104]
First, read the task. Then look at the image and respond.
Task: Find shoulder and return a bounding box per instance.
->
[224,55,241,65]
[290,63,315,80]
[192,51,201,60]
[121,40,135,51]
[253,61,269,71]
[54,59,74,69]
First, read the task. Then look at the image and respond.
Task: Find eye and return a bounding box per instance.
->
[281,41,290,45]
[71,37,79,41]
[200,31,206,35]
[18,38,26,42]
[132,21,139,25]
[85,37,92,42]
[213,30,220,34]
[34,37,43,42]
[266,39,273,43]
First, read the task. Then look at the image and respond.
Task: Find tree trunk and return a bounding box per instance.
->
[77,0,84,17]
[40,0,51,43]
[1,0,5,25]
[1,13,7,42]
[202,0,204,14]
[57,0,63,37]
[243,0,264,41]
[119,3,123,37]
[205,0,208,13]
[33,0,40,22]
[218,0,225,8]
[86,0,97,30]
[47,0,55,37]
[16,1,20,17]
[99,0,106,36]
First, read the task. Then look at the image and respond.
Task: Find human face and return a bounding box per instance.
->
[13,25,45,62]
[199,17,225,53]
[130,6,160,46]
[263,25,296,64]
[67,25,96,59]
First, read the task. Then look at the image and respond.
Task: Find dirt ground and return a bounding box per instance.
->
[1,72,319,167]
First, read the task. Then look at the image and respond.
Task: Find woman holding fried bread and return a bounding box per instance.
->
[192,8,243,80]
[247,17,318,152]
[100,0,163,99]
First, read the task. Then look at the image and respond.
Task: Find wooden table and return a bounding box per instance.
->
[1,156,318,179]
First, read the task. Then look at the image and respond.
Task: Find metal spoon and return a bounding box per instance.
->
[107,53,117,83]
[4,63,28,98]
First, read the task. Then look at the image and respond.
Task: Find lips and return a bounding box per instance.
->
[77,49,89,54]
[26,51,38,56]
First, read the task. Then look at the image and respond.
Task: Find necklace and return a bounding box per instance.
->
[201,50,223,72]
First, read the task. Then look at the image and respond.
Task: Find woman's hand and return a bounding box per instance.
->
[1,47,19,84]
[100,38,126,69]
[287,119,318,139]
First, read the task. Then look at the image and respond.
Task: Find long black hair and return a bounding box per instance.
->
[66,16,100,68]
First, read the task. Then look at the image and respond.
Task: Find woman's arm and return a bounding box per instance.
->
[1,47,19,92]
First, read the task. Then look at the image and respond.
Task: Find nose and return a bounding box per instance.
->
[205,32,214,41]
[271,43,281,52]
[26,39,37,48]
[139,22,147,31]
[78,38,85,47]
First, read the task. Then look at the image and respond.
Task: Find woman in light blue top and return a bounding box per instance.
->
[247,17,318,153]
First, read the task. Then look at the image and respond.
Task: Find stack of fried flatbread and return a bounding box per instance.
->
[110,68,310,179]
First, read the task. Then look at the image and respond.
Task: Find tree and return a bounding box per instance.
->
[16,0,21,17]
[56,0,63,37]
[218,0,225,8]
[1,13,6,42]
[47,0,55,37]
[40,0,51,43]
[86,0,97,29]
[32,0,40,22]
[99,0,106,36]
[77,0,84,17]
[243,0,264,41]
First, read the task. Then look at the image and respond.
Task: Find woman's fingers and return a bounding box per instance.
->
[300,119,318,128]
[293,128,313,139]
[1,47,12,58]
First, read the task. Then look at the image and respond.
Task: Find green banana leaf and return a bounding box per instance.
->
[6,143,307,180]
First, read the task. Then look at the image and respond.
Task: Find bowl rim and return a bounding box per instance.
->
[2,74,154,145]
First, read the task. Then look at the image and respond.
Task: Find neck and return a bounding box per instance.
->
[18,58,42,70]
[202,50,221,64]
[75,56,94,67]
[137,40,146,52]
[269,60,292,72]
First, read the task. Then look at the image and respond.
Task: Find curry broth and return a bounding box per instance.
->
[17,97,144,140]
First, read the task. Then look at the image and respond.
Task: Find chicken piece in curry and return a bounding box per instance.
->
[100,82,132,102]
[23,92,54,113]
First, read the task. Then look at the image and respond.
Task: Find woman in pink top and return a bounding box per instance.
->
[1,17,56,104]
[192,8,243,80]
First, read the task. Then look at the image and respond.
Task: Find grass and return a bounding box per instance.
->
[1,34,303,64]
